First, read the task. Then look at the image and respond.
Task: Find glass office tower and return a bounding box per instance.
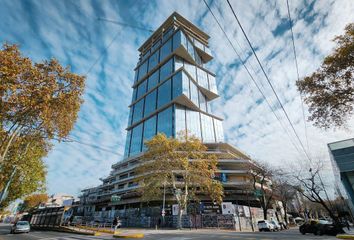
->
[124,14,224,157]
[80,12,259,221]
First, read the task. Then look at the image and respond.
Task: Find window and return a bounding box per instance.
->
[180,31,188,49]
[190,80,199,106]
[131,88,137,102]
[124,130,131,157]
[163,27,173,42]
[137,80,147,99]
[128,106,133,126]
[184,61,196,81]
[160,58,173,82]
[143,115,157,144]
[134,70,139,83]
[144,90,157,117]
[130,123,143,155]
[173,30,181,51]
[172,72,182,99]
[175,56,183,70]
[175,105,186,136]
[148,50,159,72]
[182,72,190,97]
[157,79,171,108]
[197,68,208,89]
[138,60,148,81]
[208,74,217,93]
[157,106,173,137]
[148,70,159,90]
[201,114,215,142]
[160,38,172,62]
[152,39,161,52]
[199,91,207,112]
[186,110,201,139]
[187,39,195,60]
[213,118,224,142]
[132,98,144,123]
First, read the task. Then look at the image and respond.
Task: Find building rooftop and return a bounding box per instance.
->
[138,12,210,54]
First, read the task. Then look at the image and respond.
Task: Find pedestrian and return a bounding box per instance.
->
[113,216,120,231]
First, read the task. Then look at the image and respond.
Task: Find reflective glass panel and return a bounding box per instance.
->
[148,70,159,90]
[197,68,208,89]
[190,80,199,106]
[124,130,131,157]
[143,115,157,148]
[130,123,143,155]
[213,118,224,142]
[198,91,207,112]
[157,79,171,108]
[175,105,186,136]
[160,38,172,62]
[184,61,196,81]
[157,106,173,137]
[132,88,137,102]
[201,114,215,142]
[163,27,173,42]
[137,80,147,99]
[138,60,148,81]
[144,90,157,117]
[175,56,183,70]
[160,58,173,82]
[173,30,181,51]
[132,98,144,123]
[208,74,218,93]
[172,72,182,99]
[182,72,190,97]
[186,109,201,139]
[148,49,159,72]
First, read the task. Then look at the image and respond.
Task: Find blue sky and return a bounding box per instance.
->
[1,0,354,197]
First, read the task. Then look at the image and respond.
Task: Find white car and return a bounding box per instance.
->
[10,221,30,234]
[270,220,281,231]
[258,220,275,231]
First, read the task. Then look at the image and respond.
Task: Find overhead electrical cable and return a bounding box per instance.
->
[226,0,312,163]
[202,0,304,156]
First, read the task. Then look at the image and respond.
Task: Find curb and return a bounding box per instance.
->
[113,233,145,238]
[337,235,354,239]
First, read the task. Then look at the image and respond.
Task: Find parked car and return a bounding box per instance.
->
[270,220,281,231]
[10,221,30,234]
[299,219,344,236]
[258,220,275,231]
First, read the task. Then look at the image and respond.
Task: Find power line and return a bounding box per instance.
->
[226,0,312,163]
[97,18,154,33]
[286,0,309,152]
[202,0,304,156]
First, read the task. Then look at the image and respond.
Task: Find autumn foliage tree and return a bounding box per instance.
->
[296,23,354,129]
[136,133,223,229]
[0,43,85,208]
[18,193,48,212]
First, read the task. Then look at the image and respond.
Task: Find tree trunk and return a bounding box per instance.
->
[0,127,20,163]
[283,203,288,224]
[177,207,183,229]
[263,208,268,220]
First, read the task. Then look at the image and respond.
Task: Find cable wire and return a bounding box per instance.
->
[202,0,305,156]
[226,0,312,163]
[286,0,310,153]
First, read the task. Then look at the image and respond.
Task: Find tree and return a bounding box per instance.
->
[249,161,276,220]
[273,175,297,224]
[293,162,340,224]
[0,43,85,207]
[136,133,223,229]
[18,193,48,212]
[296,23,354,129]
[0,43,85,163]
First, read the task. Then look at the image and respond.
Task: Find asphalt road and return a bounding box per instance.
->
[0,223,338,240]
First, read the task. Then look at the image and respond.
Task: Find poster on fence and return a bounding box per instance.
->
[243,206,250,217]
[221,202,235,215]
[172,204,179,216]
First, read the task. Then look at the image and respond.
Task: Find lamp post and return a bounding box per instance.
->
[162,182,166,227]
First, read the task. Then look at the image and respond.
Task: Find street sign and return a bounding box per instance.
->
[254,189,263,197]
[111,195,121,203]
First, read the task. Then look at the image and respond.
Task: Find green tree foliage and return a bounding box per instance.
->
[0,43,85,208]
[136,133,223,229]
[296,23,354,129]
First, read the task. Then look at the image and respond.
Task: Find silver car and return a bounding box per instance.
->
[10,221,30,234]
